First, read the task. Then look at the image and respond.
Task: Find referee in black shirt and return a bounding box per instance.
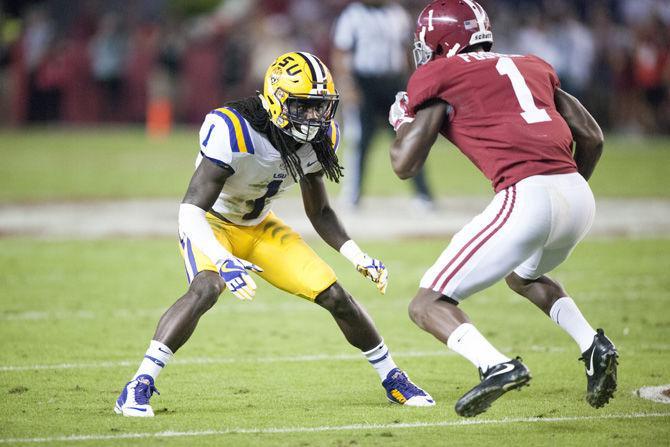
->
[332,0,434,209]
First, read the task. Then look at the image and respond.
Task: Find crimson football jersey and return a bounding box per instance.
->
[407,52,577,192]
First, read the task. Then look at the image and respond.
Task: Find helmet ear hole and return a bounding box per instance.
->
[435,44,444,56]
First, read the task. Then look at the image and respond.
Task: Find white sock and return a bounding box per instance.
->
[363,339,398,381]
[447,323,510,372]
[549,297,597,353]
[133,340,173,380]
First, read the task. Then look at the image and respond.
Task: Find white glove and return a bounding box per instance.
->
[217,257,263,301]
[389,91,415,131]
[340,240,388,294]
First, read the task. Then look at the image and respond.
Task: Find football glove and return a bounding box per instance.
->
[353,252,389,295]
[217,257,263,301]
[389,91,415,131]
[340,240,388,294]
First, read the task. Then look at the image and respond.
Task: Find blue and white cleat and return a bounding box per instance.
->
[114,374,160,417]
[382,368,435,407]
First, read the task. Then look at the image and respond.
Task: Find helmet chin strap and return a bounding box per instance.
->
[258,93,270,112]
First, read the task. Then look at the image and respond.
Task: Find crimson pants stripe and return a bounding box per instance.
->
[437,185,517,293]
[429,187,511,290]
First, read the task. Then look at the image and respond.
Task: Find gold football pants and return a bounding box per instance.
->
[179,211,337,300]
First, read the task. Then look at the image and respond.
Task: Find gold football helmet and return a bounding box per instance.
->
[260,51,339,143]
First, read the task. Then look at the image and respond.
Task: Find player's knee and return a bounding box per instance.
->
[316,283,357,320]
[408,294,432,326]
[505,273,529,294]
[188,273,223,312]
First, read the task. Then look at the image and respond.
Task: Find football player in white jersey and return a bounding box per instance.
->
[114,51,434,417]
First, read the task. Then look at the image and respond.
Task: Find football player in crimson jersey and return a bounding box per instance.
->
[388,0,618,417]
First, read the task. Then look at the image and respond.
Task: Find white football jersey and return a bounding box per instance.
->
[196,106,341,226]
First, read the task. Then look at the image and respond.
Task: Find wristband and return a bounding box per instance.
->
[339,240,364,265]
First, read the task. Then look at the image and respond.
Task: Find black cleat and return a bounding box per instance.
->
[580,328,618,408]
[454,358,531,417]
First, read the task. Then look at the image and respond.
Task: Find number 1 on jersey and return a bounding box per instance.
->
[243,180,283,220]
[496,57,551,124]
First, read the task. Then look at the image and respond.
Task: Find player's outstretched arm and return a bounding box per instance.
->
[554,88,604,181]
[300,172,388,294]
[389,99,447,179]
[300,171,350,250]
[180,159,262,300]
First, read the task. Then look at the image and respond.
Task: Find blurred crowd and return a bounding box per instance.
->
[0,0,669,134]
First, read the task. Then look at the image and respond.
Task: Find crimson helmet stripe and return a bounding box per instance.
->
[429,185,516,294]
[429,187,511,290]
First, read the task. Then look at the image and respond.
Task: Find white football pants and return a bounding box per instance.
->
[420,172,595,301]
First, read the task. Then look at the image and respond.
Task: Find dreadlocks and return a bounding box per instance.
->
[225,96,344,183]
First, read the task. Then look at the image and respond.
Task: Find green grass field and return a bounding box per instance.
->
[1,128,669,201]
[0,129,669,445]
[0,238,669,445]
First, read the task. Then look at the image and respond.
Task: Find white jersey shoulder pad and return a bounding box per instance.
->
[198,107,257,168]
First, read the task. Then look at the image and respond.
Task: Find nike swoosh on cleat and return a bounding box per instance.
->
[586,350,596,376]
[306,160,318,167]
[487,363,515,378]
[126,407,147,412]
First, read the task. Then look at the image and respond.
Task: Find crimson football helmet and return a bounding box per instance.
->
[413,0,493,66]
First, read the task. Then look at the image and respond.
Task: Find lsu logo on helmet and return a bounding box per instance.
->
[259,51,339,143]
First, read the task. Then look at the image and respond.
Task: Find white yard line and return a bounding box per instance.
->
[3,343,670,373]
[1,412,668,444]
[0,351,454,372]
